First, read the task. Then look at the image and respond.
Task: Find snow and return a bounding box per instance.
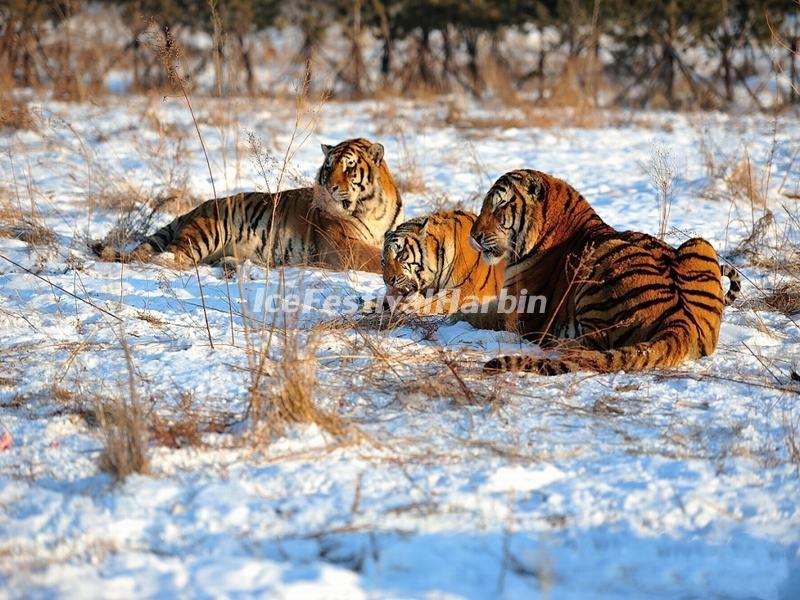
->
[1,94,799,598]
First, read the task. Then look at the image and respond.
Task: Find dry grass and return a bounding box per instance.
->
[644,145,676,240]
[149,392,230,449]
[400,350,501,408]
[0,187,57,252]
[383,115,426,195]
[94,338,148,480]
[729,205,800,275]
[751,283,800,316]
[437,100,615,133]
[350,305,444,336]
[93,188,198,254]
[0,215,57,249]
[443,103,529,131]
[247,329,352,441]
[94,391,149,479]
[786,418,800,471]
[727,157,765,206]
[0,95,37,131]
[423,190,469,213]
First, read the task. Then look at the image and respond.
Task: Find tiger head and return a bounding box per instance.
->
[315,138,392,218]
[470,169,547,266]
[381,217,436,296]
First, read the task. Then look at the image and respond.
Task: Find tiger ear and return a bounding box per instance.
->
[526,175,543,199]
[367,143,384,164]
[321,143,334,157]
[419,217,430,236]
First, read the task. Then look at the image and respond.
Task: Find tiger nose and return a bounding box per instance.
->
[386,275,397,287]
[329,184,339,193]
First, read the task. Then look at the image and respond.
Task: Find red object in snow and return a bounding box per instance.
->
[0,431,12,451]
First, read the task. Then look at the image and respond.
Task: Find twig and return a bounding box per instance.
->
[161,25,236,347]
[0,254,122,322]
[189,242,214,350]
[742,341,782,384]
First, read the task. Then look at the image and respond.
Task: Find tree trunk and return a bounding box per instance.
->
[722,49,733,104]
[720,0,733,104]
[665,1,678,108]
[350,0,366,95]
[301,27,314,95]
[663,44,675,108]
[464,28,482,96]
[238,34,255,95]
[417,27,433,88]
[371,0,392,83]
[381,35,392,80]
[442,26,453,81]
[536,26,546,101]
[791,37,798,104]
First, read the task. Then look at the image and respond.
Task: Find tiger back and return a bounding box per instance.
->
[92,138,402,274]
[379,210,505,314]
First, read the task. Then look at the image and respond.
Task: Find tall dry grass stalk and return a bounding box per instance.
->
[646,146,676,240]
[154,25,236,346]
[247,317,352,441]
[95,336,148,480]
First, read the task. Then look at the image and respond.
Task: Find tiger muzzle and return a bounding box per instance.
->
[385,275,417,297]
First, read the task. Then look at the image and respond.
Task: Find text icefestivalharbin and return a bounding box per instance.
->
[250,288,548,316]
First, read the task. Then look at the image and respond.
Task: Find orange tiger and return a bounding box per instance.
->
[92,138,402,273]
[462,169,739,375]
[374,210,505,314]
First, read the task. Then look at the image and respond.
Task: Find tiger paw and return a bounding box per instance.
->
[447,309,491,329]
[357,296,385,315]
[445,311,468,326]
[218,258,239,280]
[483,356,507,374]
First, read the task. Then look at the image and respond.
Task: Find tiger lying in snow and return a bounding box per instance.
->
[361,210,506,315]
[92,138,403,274]
[461,169,741,375]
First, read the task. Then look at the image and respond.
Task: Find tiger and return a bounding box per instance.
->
[92,138,402,274]
[370,210,506,314]
[460,169,741,375]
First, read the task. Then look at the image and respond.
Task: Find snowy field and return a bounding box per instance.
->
[1,95,799,598]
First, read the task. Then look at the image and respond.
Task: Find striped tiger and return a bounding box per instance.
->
[462,169,740,375]
[375,210,505,314]
[92,138,402,273]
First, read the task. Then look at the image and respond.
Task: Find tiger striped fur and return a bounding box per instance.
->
[720,264,741,306]
[92,138,402,273]
[462,169,737,375]
[377,210,506,314]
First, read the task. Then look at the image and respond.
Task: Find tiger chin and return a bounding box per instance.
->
[462,169,740,376]
[364,210,506,316]
[91,138,403,274]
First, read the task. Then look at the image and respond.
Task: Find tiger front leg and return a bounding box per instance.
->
[160,242,202,270]
[218,257,241,279]
[448,298,508,331]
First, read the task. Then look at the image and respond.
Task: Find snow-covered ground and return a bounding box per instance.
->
[1,95,799,598]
